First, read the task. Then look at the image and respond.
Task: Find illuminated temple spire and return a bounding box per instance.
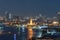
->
[29,18,33,25]
[26,17,36,27]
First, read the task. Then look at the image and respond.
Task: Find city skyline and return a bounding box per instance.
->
[0,0,60,17]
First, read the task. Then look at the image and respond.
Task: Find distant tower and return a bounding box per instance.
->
[5,11,12,21]
[29,18,33,25]
[9,13,12,21]
[26,18,36,27]
[39,14,42,17]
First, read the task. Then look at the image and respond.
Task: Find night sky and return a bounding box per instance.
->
[0,0,60,17]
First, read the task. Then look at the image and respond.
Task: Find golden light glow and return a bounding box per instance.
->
[52,21,59,26]
[28,28,33,39]
[52,21,59,24]
[26,18,36,26]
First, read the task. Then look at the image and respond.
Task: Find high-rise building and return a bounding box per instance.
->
[5,11,12,21]
[9,13,12,20]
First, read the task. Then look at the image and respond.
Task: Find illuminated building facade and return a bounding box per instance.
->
[58,12,60,23]
[26,18,36,27]
[5,12,12,21]
[57,12,60,26]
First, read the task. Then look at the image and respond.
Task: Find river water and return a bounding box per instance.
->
[0,25,60,40]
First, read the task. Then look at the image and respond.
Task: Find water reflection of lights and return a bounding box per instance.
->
[0,26,4,34]
[21,25,25,32]
[36,32,42,38]
[32,26,48,29]
[32,26,41,29]
[32,26,43,38]
[0,31,3,34]
[8,32,11,34]
[28,28,33,39]
[17,25,26,33]
[14,34,16,40]
[47,30,56,35]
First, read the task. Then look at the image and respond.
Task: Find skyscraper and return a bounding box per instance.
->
[8,13,12,21]
[5,11,12,21]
